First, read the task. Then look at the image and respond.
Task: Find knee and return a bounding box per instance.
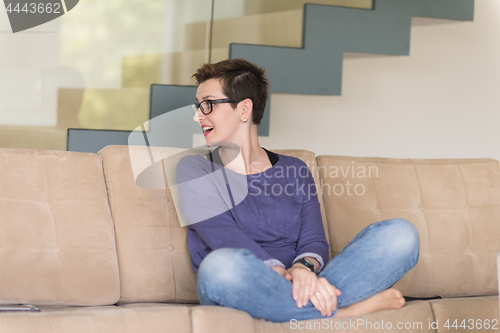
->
[197,248,251,288]
[379,218,420,257]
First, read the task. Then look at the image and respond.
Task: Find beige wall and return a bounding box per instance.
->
[254,0,500,161]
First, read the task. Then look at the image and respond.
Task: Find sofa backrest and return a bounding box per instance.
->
[0,148,120,306]
[317,155,500,298]
[99,145,198,303]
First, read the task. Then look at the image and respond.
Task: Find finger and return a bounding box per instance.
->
[292,275,300,300]
[330,284,341,296]
[300,272,313,307]
[309,277,318,296]
[328,285,339,312]
[304,272,318,307]
[310,294,325,316]
[314,292,328,316]
[314,283,332,316]
[297,275,307,308]
[321,287,334,316]
[319,278,336,296]
[318,279,337,315]
[293,278,303,307]
[327,281,341,296]
[319,278,341,299]
[309,294,322,314]
[302,275,315,307]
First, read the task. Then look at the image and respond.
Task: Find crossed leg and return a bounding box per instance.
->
[197,218,419,322]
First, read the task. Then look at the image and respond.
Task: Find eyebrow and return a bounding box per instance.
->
[195,95,217,103]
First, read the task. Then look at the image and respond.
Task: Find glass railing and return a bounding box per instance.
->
[0,0,371,149]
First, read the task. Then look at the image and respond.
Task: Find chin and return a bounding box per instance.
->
[205,134,219,147]
[204,138,213,147]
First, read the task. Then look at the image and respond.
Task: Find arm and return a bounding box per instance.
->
[293,163,329,272]
[286,161,333,313]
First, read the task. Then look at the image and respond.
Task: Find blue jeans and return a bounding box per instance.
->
[196,218,420,323]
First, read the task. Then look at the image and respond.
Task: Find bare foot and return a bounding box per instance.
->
[335,288,405,318]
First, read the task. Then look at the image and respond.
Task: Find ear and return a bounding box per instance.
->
[240,98,253,120]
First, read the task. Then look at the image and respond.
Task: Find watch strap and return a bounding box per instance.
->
[295,257,315,272]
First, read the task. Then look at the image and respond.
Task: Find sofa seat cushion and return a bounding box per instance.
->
[430,296,499,332]
[0,148,119,306]
[190,301,434,333]
[317,156,500,298]
[0,304,191,333]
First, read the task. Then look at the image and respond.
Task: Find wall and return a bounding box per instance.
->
[255,0,500,161]
[2,0,498,159]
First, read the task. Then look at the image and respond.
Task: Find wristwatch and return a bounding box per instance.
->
[295,257,315,272]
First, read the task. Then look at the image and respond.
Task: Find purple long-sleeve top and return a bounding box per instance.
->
[176,148,329,274]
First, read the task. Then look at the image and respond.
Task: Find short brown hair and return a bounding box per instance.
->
[192,59,269,125]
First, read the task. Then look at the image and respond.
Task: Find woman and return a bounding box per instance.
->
[176,58,419,323]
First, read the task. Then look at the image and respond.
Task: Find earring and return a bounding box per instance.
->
[241,118,248,123]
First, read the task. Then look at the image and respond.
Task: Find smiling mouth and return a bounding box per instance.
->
[202,126,214,136]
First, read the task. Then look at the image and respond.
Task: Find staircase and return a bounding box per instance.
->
[66,0,475,152]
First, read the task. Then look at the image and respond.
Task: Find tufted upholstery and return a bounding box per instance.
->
[98,145,198,303]
[0,146,498,332]
[317,155,500,298]
[0,149,119,305]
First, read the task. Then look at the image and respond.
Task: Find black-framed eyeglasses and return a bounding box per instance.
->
[191,98,239,115]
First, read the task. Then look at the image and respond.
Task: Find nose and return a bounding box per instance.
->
[192,104,205,122]
[193,108,207,122]
[193,108,203,122]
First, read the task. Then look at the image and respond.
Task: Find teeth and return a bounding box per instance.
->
[202,126,214,132]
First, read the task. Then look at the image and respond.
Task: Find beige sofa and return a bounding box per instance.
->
[0,145,498,333]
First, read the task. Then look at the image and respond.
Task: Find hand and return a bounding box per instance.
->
[271,265,287,277]
[285,264,318,309]
[309,277,342,317]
